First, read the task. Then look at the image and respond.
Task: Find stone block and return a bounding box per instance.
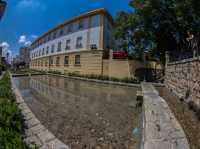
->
[37,129,55,144]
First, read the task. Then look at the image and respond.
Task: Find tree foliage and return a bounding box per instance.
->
[114,0,200,63]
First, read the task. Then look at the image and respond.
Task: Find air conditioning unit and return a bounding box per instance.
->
[90,44,97,50]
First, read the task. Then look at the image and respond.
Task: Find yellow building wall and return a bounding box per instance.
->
[30,50,165,80]
[102,59,144,79]
[30,50,103,75]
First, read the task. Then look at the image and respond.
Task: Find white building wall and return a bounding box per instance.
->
[31,14,102,60]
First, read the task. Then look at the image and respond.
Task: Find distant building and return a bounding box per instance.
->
[0,46,2,65]
[13,55,20,64]
[0,45,11,65]
[19,47,30,67]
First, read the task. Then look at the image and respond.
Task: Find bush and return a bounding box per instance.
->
[48,70,62,75]
[66,72,140,84]
[121,77,138,83]
[0,72,33,149]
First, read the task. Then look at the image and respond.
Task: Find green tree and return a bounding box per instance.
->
[115,0,200,64]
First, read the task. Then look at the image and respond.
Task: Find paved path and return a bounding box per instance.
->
[141,83,190,149]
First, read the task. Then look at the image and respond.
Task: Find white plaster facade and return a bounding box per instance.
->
[30,9,114,61]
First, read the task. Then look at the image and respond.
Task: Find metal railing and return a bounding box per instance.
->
[169,36,200,62]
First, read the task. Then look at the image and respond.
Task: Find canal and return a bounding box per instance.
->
[14,75,142,149]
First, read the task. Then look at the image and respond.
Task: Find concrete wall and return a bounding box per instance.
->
[165,57,200,106]
[103,59,130,78]
[102,59,144,79]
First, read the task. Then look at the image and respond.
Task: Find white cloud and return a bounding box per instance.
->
[31,35,38,39]
[17,0,46,10]
[18,35,32,46]
[0,42,10,49]
[25,41,31,46]
[19,35,26,43]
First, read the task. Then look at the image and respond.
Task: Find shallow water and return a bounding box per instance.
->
[14,75,141,149]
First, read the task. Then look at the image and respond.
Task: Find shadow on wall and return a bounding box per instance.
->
[135,68,164,82]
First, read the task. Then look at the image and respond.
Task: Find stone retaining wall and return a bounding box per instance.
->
[11,77,69,149]
[165,57,200,106]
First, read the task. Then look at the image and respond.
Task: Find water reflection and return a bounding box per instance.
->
[14,75,141,149]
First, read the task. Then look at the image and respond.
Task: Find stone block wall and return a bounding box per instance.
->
[165,58,200,106]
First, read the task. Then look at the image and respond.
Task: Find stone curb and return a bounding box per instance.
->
[141,83,190,149]
[168,57,200,65]
[12,73,46,77]
[47,73,144,87]
[10,76,70,149]
[49,73,165,88]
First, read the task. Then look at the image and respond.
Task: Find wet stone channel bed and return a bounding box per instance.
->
[14,75,142,149]
[158,87,200,149]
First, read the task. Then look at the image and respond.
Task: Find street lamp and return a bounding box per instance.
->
[0,0,6,21]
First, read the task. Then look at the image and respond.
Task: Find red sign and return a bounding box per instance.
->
[113,51,128,59]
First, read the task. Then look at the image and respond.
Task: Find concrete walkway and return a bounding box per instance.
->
[141,83,190,149]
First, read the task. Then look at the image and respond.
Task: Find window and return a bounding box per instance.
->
[51,44,55,53]
[56,56,60,66]
[39,50,41,56]
[64,56,69,65]
[45,60,48,67]
[78,20,84,29]
[46,46,49,54]
[67,24,73,33]
[50,57,53,65]
[57,42,62,52]
[75,55,80,65]
[45,36,48,43]
[76,37,83,48]
[48,34,51,41]
[107,21,111,30]
[59,29,64,36]
[53,32,57,39]
[65,40,70,50]
[42,48,45,55]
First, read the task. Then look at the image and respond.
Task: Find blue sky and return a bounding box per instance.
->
[0,0,132,57]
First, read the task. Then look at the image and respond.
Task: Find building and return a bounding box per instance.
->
[13,55,20,64]
[0,46,2,65]
[30,8,115,76]
[0,0,6,21]
[30,8,164,79]
[19,47,30,67]
[0,45,11,65]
